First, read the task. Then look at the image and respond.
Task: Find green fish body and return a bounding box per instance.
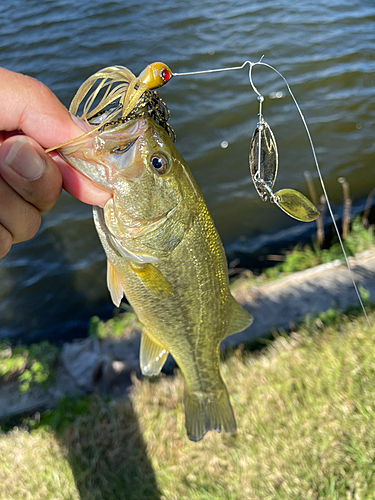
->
[60,116,252,441]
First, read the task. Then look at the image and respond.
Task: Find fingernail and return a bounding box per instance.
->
[4,137,45,181]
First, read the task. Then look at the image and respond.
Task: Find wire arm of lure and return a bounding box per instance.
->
[172,60,252,77]
[172,56,266,94]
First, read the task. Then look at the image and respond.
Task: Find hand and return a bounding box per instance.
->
[0,67,111,259]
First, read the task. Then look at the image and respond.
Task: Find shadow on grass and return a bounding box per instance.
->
[0,392,162,500]
[40,393,161,500]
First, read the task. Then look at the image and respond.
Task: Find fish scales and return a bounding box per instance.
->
[61,115,253,442]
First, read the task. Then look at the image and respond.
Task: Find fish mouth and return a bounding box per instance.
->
[122,205,178,238]
[110,136,139,154]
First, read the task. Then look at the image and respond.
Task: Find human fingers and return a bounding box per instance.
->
[0,68,111,206]
[0,136,62,213]
[0,135,110,259]
[0,132,110,207]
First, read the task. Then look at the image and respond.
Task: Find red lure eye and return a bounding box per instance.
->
[161,68,171,82]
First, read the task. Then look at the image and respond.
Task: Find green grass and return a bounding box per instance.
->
[88,308,141,339]
[0,341,59,394]
[1,309,375,499]
[234,216,375,285]
[274,216,374,275]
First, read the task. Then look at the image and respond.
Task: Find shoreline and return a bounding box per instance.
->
[1,249,374,422]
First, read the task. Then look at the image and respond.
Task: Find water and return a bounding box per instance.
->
[0,0,374,342]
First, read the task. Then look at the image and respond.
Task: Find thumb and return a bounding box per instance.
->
[0,136,62,214]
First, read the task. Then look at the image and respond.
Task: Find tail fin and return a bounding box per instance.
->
[184,385,237,442]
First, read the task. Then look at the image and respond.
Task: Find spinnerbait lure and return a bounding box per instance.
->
[48,57,369,324]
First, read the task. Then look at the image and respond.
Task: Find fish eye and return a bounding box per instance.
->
[150,153,169,174]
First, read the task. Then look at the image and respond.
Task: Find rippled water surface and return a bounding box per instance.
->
[0,0,374,342]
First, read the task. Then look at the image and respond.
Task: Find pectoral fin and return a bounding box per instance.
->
[130,263,173,297]
[107,259,124,307]
[227,298,253,336]
[140,329,169,376]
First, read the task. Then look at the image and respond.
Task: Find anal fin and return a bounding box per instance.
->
[140,329,169,376]
[107,259,124,307]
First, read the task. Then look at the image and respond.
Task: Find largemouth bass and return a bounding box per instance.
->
[60,115,253,441]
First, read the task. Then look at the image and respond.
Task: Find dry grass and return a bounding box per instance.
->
[0,429,78,500]
[1,310,375,499]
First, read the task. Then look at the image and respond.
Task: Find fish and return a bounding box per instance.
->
[59,112,253,442]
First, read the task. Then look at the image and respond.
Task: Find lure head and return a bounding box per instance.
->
[138,62,173,90]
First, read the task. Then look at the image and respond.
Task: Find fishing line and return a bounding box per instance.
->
[172,58,369,323]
